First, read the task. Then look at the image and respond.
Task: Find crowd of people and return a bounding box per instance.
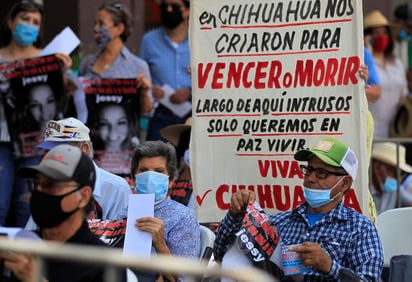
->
[0,0,412,281]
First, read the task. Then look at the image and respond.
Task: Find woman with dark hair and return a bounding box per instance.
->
[364,10,408,140]
[79,2,153,114]
[0,1,73,227]
[92,103,139,152]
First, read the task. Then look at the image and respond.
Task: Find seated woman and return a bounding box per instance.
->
[130,140,201,282]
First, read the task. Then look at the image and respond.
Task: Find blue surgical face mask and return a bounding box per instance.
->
[12,22,39,47]
[94,27,112,47]
[303,177,345,208]
[381,176,398,193]
[135,171,169,204]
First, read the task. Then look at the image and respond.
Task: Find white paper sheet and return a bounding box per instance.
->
[0,227,41,240]
[159,84,192,118]
[123,194,154,257]
[39,27,80,56]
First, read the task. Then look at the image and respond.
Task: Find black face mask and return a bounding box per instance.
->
[160,3,184,29]
[30,188,81,228]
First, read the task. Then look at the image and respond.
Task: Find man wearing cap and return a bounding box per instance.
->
[213,137,383,281]
[370,142,412,214]
[3,145,111,281]
[26,117,131,230]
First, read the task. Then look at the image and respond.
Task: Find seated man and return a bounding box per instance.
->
[370,142,412,214]
[130,140,201,281]
[3,145,124,281]
[25,117,131,230]
[214,137,383,281]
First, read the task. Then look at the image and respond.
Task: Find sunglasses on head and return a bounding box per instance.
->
[21,0,44,12]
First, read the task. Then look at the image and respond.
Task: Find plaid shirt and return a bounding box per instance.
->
[214,202,383,282]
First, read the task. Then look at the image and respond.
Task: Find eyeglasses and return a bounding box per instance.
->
[28,180,80,192]
[299,165,347,179]
[160,2,182,11]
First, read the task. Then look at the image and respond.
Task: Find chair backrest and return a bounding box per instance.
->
[377,207,412,266]
[389,255,412,282]
[199,225,216,261]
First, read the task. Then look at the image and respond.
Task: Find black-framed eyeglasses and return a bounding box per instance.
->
[160,2,182,11]
[299,165,347,179]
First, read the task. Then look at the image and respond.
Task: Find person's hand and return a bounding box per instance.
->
[2,252,40,282]
[289,241,333,273]
[136,73,153,113]
[55,53,72,73]
[135,217,167,251]
[136,73,151,91]
[229,190,256,218]
[170,88,191,104]
[152,85,165,100]
[359,64,369,82]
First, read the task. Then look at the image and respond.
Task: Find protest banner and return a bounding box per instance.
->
[190,0,368,222]
[80,78,141,176]
[0,55,65,157]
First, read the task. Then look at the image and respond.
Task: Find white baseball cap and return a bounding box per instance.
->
[36,118,91,150]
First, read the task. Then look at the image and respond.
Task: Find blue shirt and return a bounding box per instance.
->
[136,197,201,281]
[140,27,191,92]
[214,202,383,282]
[364,48,380,85]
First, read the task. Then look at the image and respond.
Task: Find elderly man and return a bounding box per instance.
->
[214,137,383,281]
[370,142,412,214]
[130,140,200,281]
[3,145,116,281]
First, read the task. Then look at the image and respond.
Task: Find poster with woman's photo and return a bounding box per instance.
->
[80,78,141,176]
[0,55,65,158]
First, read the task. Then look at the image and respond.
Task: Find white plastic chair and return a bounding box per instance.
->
[377,207,412,266]
[199,225,216,261]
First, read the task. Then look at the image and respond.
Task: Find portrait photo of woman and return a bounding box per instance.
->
[89,98,140,175]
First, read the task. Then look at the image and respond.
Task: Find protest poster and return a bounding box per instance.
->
[81,78,141,176]
[190,0,368,222]
[0,55,65,158]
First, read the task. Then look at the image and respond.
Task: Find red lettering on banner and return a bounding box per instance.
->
[212,62,225,88]
[197,57,359,89]
[257,185,274,209]
[273,185,291,210]
[214,185,361,213]
[198,63,213,88]
[292,186,305,210]
[258,160,303,179]
[343,188,361,213]
[216,184,230,209]
[227,62,243,88]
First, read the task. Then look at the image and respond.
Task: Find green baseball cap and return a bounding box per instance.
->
[294,137,358,180]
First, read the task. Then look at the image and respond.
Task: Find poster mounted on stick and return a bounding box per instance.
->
[81,78,141,176]
[0,55,65,158]
[190,0,368,222]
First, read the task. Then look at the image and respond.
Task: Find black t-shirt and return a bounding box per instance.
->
[45,221,107,282]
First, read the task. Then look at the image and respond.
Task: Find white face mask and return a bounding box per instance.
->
[303,176,345,208]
